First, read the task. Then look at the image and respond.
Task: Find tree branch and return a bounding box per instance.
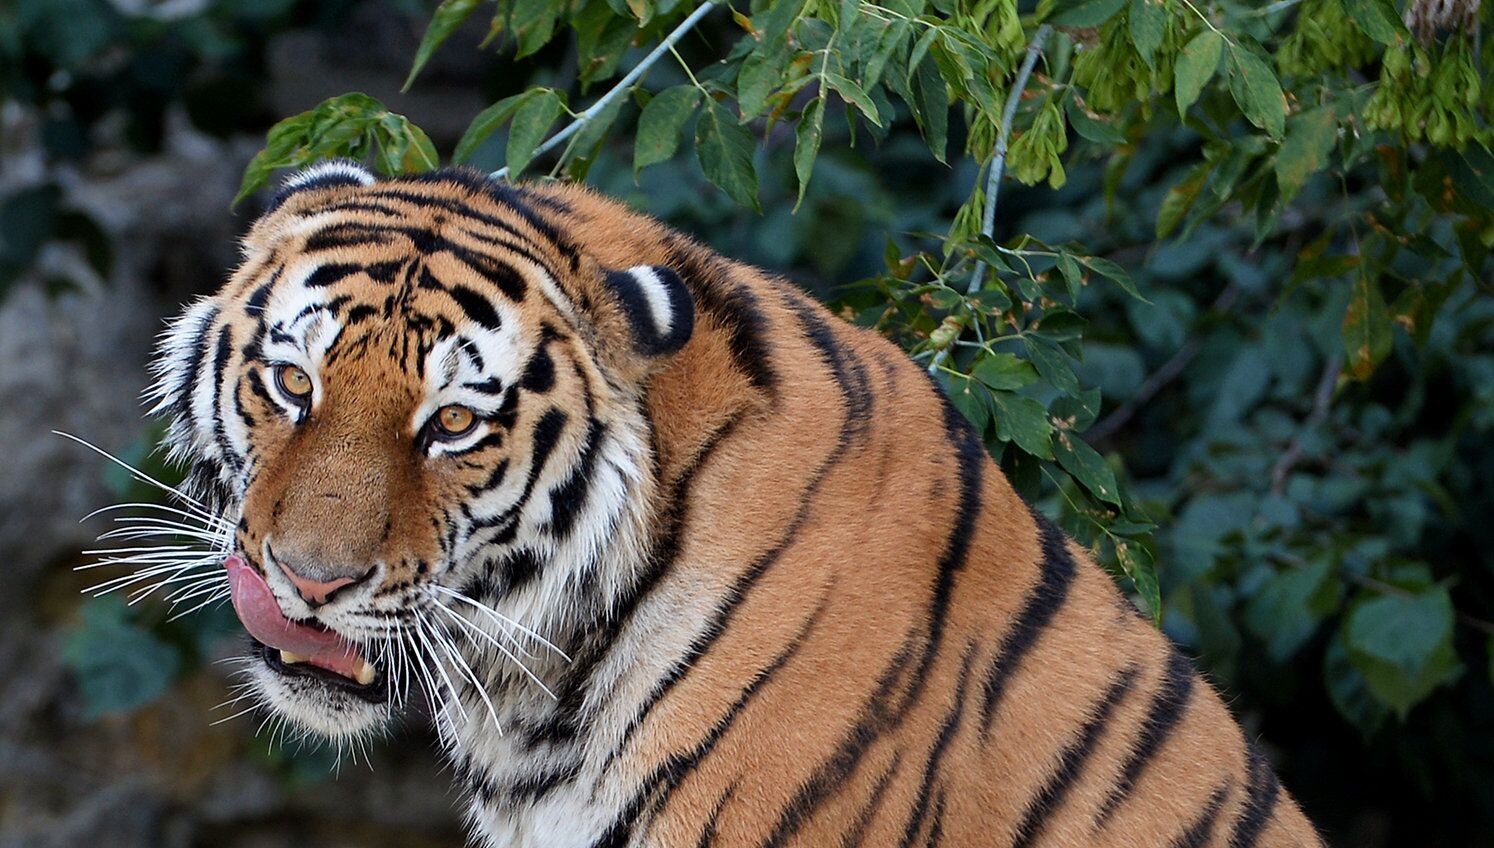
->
[927,23,1051,376]
[1270,353,1342,494]
[491,2,719,180]
[1086,282,1242,444]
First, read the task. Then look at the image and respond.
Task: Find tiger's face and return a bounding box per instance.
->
[150,163,690,740]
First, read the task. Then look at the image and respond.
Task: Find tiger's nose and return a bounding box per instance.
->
[271,546,374,607]
[274,558,358,606]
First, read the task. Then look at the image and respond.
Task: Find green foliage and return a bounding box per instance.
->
[64,596,183,718]
[235,93,439,204]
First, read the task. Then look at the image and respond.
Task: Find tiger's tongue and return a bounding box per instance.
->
[224,555,364,681]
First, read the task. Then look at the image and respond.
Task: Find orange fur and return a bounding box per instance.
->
[180,168,1322,848]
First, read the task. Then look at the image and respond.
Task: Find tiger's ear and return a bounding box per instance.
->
[265,159,376,213]
[599,264,694,357]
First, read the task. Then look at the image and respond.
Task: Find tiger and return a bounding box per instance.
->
[142,159,1324,848]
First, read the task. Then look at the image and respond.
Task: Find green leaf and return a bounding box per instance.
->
[1080,255,1147,302]
[1244,560,1334,662]
[1156,162,1209,239]
[63,597,182,719]
[1055,431,1120,505]
[403,0,482,92]
[1023,335,1080,396]
[794,98,825,209]
[505,88,565,177]
[235,110,315,204]
[1343,0,1405,46]
[454,93,531,164]
[737,49,781,121]
[990,391,1054,458]
[947,374,992,432]
[910,48,949,162]
[1128,0,1168,70]
[825,72,883,127]
[1226,44,1286,140]
[1049,0,1126,27]
[1065,96,1125,144]
[1342,269,1392,380]
[695,101,761,211]
[1174,29,1223,118]
[1325,632,1390,737]
[511,0,561,58]
[973,352,1040,391]
[1274,106,1337,204]
[635,86,702,174]
[1347,587,1454,680]
[1115,539,1161,622]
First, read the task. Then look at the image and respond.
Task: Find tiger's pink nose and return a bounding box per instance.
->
[277,559,358,606]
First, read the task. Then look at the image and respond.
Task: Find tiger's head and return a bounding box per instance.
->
[148,162,692,740]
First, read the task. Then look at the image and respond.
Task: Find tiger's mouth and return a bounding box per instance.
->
[253,638,388,703]
[226,555,387,701]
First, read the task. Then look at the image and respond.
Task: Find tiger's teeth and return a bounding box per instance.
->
[280,650,308,664]
[353,659,377,685]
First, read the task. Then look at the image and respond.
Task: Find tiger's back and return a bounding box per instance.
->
[485,179,1321,847]
[161,165,1321,848]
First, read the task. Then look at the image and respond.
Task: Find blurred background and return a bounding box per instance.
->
[3,1,1493,846]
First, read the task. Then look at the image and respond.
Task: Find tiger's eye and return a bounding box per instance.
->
[276,364,313,400]
[435,405,476,437]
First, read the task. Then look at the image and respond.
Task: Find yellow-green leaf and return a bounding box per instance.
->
[1174,29,1223,118]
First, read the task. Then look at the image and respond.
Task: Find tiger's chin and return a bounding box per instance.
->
[244,638,395,741]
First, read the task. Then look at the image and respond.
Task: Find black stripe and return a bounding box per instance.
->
[594,593,830,848]
[980,511,1077,736]
[448,284,503,332]
[1096,650,1197,826]
[841,754,902,848]
[899,646,977,848]
[1170,783,1231,848]
[546,417,605,538]
[209,325,241,473]
[304,262,363,287]
[697,783,736,848]
[782,292,873,437]
[601,302,871,772]
[664,239,777,397]
[765,401,984,848]
[1226,744,1281,848]
[521,347,556,393]
[466,458,509,496]
[505,759,582,806]
[1010,665,1139,848]
[172,305,219,425]
[448,244,527,302]
[303,223,393,252]
[530,413,745,754]
[367,186,574,272]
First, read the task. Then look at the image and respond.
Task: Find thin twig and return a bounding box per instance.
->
[1270,354,1342,494]
[1270,552,1494,638]
[968,24,1052,297]
[927,24,1052,376]
[491,2,718,180]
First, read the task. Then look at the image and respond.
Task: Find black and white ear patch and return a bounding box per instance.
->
[266,159,376,212]
[602,265,694,356]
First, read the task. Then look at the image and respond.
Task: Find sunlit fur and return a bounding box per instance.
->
[142,162,1323,848]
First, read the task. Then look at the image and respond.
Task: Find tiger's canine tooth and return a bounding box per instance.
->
[353,659,377,685]
[280,650,308,664]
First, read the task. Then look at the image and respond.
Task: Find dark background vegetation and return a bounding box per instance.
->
[2,1,1492,846]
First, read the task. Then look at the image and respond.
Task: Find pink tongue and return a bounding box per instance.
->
[225,555,364,681]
